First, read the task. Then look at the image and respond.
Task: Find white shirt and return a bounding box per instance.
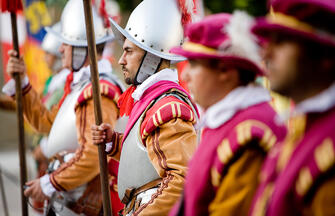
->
[295,82,335,114]
[2,58,122,96]
[106,68,179,152]
[198,84,271,129]
[132,68,179,101]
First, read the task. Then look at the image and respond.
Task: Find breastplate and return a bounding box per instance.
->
[44,81,89,158]
[118,112,160,200]
[118,91,199,200]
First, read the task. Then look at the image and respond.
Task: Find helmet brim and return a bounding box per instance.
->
[109,17,186,62]
[45,26,115,47]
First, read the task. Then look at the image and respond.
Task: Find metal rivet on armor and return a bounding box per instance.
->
[135,34,138,37]
[150,45,154,48]
[129,28,131,31]
[141,39,145,42]
[161,49,164,52]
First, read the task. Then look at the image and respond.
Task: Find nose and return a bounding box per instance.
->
[118,52,126,65]
[263,42,274,62]
[59,43,65,54]
[181,62,191,83]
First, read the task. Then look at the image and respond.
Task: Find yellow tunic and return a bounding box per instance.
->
[108,99,198,216]
[22,84,119,191]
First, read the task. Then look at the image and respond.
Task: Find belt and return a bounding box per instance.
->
[122,178,162,215]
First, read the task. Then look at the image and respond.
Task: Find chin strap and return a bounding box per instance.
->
[72,46,88,72]
[134,52,163,85]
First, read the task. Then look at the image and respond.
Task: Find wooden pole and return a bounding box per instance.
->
[10,12,29,216]
[0,167,9,216]
[82,1,112,215]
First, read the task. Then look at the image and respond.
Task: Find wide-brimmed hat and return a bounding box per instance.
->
[252,0,335,48]
[170,11,264,75]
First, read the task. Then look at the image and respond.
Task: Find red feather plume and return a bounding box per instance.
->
[1,0,23,13]
[93,0,110,28]
[178,0,197,26]
[99,0,110,28]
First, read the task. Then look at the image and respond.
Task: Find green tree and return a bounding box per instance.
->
[111,0,268,16]
[204,0,267,16]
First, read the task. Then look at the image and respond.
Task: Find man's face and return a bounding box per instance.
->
[263,36,302,97]
[182,59,224,109]
[59,43,72,70]
[118,39,145,85]
[44,52,57,72]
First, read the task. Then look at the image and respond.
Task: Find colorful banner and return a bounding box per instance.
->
[0,11,26,83]
[1,0,53,93]
[23,0,53,93]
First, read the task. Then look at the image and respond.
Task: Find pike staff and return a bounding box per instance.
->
[1,1,28,215]
[82,0,112,215]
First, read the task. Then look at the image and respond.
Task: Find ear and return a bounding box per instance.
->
[218,68,240,88]
[217,69,229,82]
[217,61,237,82]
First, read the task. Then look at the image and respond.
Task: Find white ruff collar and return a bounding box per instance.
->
[294,82,335,115]
[72,58,114,86]
[132,68,179,101]
[199,84,271,129]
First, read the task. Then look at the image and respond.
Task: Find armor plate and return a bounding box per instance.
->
[118,91,199,200]
[118,111,160,200]
[44,81,89,158]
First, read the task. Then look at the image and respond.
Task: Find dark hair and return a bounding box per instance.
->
[238,69,256,86]
[298,40,335,81]
[301,41,334,62]
[96,42,106,55]
[280,4,335,79]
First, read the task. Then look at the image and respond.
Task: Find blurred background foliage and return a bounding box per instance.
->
[204,0,267,16]
[44,0,268,21]
[114,0,268,16]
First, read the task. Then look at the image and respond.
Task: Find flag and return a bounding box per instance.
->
[1,0,53,93]
[1,0,23,12]
[23,0,53,93]
[0,11,26,83]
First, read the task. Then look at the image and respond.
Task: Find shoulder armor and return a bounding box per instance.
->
[140,95,196,140]
[75,79,122,109]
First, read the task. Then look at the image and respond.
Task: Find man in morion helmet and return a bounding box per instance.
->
[4,0,124,215]
[91,0,199,215]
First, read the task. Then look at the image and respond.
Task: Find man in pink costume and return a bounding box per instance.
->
[250,0,335,215]
[168,11,287,216]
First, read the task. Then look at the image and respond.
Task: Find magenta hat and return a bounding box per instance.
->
[170,12,264,75]
[253,0,335,48]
